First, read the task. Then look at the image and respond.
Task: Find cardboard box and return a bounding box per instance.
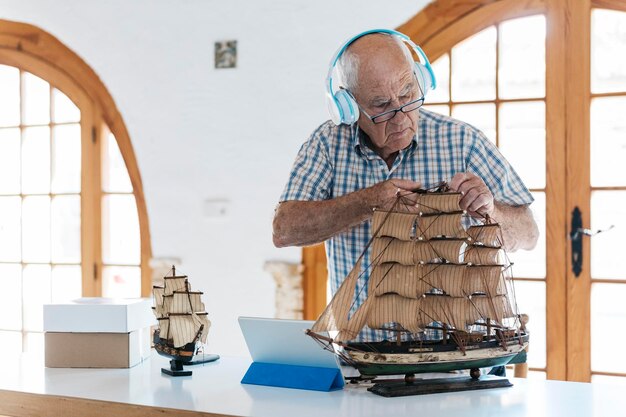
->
[45,328,151,368]
[43,298,155,333]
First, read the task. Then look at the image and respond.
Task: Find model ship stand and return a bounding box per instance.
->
[307,183,529,397]
[152,266,219,377]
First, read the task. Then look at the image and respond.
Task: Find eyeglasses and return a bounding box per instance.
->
[359,96,425,124]
[344,87,425,124]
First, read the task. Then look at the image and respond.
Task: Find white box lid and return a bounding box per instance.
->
[44,297,156,333]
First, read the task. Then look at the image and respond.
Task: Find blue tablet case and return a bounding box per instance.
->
[241,362,344,392]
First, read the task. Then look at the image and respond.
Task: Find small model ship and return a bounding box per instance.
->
[152,266,218,376]
[307,183,529,396]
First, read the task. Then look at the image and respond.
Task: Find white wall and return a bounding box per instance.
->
[1,0,430,356]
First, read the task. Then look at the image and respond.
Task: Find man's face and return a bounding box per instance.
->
[352,47,420,160]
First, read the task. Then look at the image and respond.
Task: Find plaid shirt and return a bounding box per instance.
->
[279,109,534,342]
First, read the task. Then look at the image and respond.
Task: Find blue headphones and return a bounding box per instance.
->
[326,29,437,125]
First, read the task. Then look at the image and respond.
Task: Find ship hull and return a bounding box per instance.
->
[153,329,198,363]
[346,335,529,376]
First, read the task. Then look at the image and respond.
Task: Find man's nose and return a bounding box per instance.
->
[389,109,409,124]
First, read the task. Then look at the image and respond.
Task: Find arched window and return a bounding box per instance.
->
[0,20,152,354]
[303,0,626,383]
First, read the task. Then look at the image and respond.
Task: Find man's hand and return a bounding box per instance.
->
[273,178,421,247]
[449,173,494,218]
[366,179,422,211]
[448,172,539,251]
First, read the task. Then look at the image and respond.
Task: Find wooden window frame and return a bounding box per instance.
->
[302,0,626,382]
[0,20,153,297]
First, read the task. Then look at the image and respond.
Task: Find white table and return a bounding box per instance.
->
[0,352,618,417]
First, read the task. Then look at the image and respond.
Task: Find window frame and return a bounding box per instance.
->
[0,20,153,297]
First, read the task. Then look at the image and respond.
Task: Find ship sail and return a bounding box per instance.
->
[169,314,201,348]
[311,258,363,334]
[414,192,462,214]
[365,294,425,334]
[158,317,170,338]
[153,286,166,317]
[371,238,466,265]
[464,246,502,265]
[163,291,206,314]
[163,275,188,295]
[310,188,519,345]
[151,267,212,350]
[467,224,502,247]
[195,312,211,344]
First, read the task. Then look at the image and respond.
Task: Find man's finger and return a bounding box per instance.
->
[467,192,492,213]
[392,179,422,191]
[448,173,469,191]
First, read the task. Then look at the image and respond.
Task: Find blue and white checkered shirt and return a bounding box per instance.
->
[279,109,534,342]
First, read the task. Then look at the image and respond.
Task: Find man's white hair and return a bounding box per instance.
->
[337,33,415,94]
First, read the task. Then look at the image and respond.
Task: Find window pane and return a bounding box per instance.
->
[51,195,81,263]
[451,27,496,101]
[22,126,50,194]
[0,331,22,356]
[24,331,44,355]
[0,197,21,262]
[51,265,81,303]
[591,191,625,279]
[498,101,546,189]
[23,264,51,332]
[451,103,496,143]
[428,53,449,103]
[0,264,22,330]
[591,9,626,94]
[52,124,81,194]
[421,105,450,116]
[0,128,20,195]
[507,192,546,278]
[0,65,20,128]
[102,194,140,265]
[591,283,626,373]
[52,88,80,123]
[511,280,546,369]
[499,15,546,99]
[22,72,50,126]
[590,97,626,187]
[103,133,133,193]
[102,266,141,298]
[22,196,50,263]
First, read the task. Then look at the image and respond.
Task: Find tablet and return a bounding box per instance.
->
[238,316,340,369]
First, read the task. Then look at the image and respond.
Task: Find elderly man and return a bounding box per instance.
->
[273,31,539,339]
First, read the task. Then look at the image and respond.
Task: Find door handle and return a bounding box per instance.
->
[569,206,614,277]
[570,207,583,277]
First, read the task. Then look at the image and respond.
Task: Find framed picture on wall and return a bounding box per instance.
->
[215,40,237,69]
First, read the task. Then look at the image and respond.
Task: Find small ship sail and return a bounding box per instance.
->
[152,267,212,350]
[308,185,528,377]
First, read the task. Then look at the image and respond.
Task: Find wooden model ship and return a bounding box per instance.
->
[307,184,529,395]
[152,266,215,376]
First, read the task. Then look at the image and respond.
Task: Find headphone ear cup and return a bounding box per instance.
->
[327,94,343,125]
[334,89,359,125]
[414,62,433,97]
